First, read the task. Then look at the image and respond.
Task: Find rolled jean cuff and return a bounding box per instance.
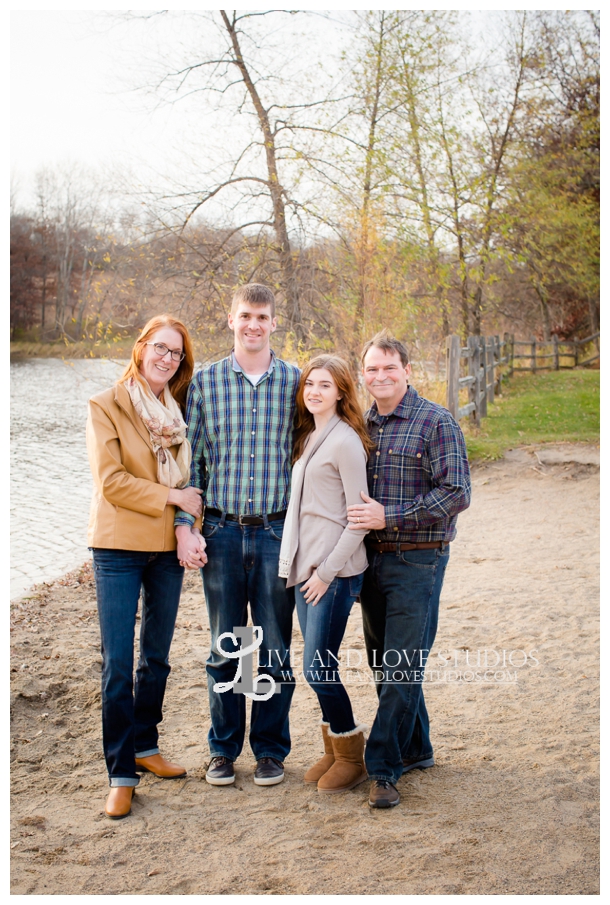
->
[135,747,160,759]
[368,773,398,784]
[109,777,140,788]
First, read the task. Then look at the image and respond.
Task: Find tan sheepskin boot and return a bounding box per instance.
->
[303,722,335,784]
[317,724,368,793]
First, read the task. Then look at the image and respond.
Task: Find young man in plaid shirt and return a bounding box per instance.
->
[175,284,299,788]
[347,330,471,809]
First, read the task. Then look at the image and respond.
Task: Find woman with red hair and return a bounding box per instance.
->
[87,315,203,819]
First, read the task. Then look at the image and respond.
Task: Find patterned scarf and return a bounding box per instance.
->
[126,377,191,488]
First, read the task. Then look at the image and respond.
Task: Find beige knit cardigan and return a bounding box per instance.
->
[279,414,369,588]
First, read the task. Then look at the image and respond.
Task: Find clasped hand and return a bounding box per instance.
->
[176,526,208,570]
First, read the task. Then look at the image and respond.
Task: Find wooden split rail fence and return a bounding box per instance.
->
[445,331,600,425]
[512,332,600,373]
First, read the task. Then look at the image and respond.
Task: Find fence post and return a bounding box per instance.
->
[488,337,496,403]
[504,332,513,378]
[531,336,537,374]
[494,335,502,395]
[553,335,559,370]
[467,336,480,426]
[479,337,488,419]
[574,340,579,368]
[446,335,460,419]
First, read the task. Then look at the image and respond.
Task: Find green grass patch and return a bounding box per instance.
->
[462,370,600,462]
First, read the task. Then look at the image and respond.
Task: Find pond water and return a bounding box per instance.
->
[10,359,125,599]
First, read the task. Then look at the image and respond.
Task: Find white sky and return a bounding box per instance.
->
[10,5,595,210]
[11,10,181,203]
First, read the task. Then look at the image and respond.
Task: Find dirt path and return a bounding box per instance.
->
[10,445,599,895]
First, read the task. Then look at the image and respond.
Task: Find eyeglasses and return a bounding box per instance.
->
[144,342,185,362]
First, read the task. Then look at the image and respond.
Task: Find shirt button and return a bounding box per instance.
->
[379,428,383,433]
[394,527,398,532]
[251,431,255,435]
[253,408,256,412]
[417,453,422,458]
[250,477,254,481]
[248,498,252,502]
[376,451,380,456]
[251,454,254,458]
[373,474,378,479]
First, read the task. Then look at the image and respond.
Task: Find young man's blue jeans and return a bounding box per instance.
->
[296,574,363,734]
[360,546,450,785]
[200,513,295,763]
[92,548,184,787]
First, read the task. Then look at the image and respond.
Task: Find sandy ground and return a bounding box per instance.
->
[10,445,599,895]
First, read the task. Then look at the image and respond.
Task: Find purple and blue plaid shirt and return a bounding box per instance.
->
[365,385,471,544]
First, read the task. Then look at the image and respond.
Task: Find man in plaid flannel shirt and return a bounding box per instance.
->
[175,284,299,789]
[347,330,471,809]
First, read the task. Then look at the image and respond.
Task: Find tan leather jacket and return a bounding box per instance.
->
[86,382,180,551]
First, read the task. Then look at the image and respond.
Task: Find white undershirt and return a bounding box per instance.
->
[243,372,265,385]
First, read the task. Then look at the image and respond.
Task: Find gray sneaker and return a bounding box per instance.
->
[401,754,435,774]
[205,756,235,786]
[254,757,284,786]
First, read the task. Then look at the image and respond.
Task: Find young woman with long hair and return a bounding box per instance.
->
[279,355,373,793]
[87,314,204,819]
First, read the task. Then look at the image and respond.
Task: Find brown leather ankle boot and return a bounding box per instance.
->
[304,722,334,784]
[317,724,368,793]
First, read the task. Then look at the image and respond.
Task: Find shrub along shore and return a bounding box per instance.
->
[11,343,599,464]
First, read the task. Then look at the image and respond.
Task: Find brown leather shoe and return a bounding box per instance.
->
[368,780,400,809]
[135,753,187,778]
[304,723,335,784]
[105,787,135,819]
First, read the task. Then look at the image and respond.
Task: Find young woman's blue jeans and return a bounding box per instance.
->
[92,548,184,787]
[295,574,363,734]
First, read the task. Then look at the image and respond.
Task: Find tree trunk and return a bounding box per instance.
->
[353,12,386,340]
[221,12,304,343]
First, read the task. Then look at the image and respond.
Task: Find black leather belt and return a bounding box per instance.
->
[367,540,444,552]
[205,507,286,526]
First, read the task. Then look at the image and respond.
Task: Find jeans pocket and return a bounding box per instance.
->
[202,519,220,539]
[399,549,439,570]
[349,573,364,597]
[267,521,284,541]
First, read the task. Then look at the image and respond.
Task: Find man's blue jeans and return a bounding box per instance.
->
[296,574,363,734]
[360,546,450,785]
[92,548,184,787]
[200,513,295,762]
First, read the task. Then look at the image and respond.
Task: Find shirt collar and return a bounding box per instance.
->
[366,385,419,423]
[230,349,276,376]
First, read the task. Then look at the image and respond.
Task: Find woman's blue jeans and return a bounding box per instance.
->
[92,548,184,787]
[296,574,363,735]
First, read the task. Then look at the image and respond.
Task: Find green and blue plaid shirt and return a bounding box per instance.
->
[175,351,300,525]
[366,386,471,543]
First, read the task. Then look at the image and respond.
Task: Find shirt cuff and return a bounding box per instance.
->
[316,561,336,585]
[384,502,420,531]
[174,513,195,528]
